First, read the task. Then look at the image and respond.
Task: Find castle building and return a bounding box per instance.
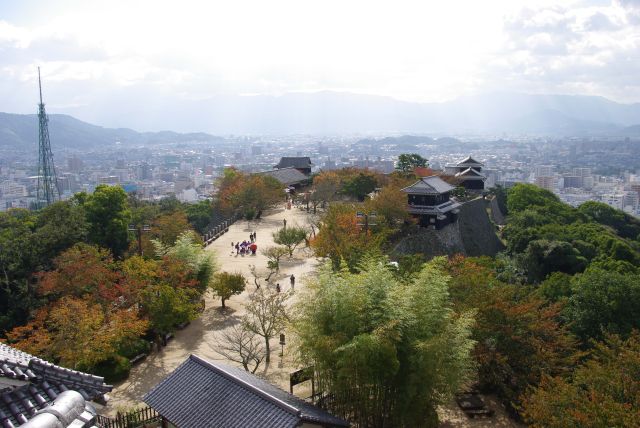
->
[401,176,461,229]
[444,156,486,190]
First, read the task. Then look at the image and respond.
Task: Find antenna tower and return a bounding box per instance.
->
[36,67,60,208]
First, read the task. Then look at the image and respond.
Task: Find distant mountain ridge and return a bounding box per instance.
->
[0,112,223,150]
[2,91,640,143]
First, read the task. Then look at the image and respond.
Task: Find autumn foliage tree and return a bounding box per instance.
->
[522,331,640,427]
[311,203,386,270]
[215,167,283,217]
[446,255,580,414]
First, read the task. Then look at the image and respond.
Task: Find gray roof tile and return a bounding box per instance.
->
[401,176,455,194]
[256,167,309,186]
[274,157,313,170]
[144,355,349,428]
[0,344,111,427]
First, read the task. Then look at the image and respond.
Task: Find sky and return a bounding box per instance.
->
[1,0,639,123]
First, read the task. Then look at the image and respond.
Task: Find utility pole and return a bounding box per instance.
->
[36,67,61,208]
[128,224,151,256]
[356,211,377,234]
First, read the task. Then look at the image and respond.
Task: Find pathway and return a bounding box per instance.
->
[105,204,319,414]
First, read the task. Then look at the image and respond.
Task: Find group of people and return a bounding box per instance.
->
[232,232,258,256]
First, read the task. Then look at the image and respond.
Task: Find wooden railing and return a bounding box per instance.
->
[96,407,162,428]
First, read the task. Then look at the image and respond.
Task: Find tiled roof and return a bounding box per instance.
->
[401,176,455,195]
[456,156,483,167]
[256,167,309,186]
[274,157,313,170]
[144,355,349,428]
[455,168,486,179]
[0,344,111,428]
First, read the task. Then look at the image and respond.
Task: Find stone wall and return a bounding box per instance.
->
[392,197,504,259]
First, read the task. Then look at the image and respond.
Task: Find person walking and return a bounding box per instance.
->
[276,283,281,293]
[283,219,287,229]
[290,274,295,290]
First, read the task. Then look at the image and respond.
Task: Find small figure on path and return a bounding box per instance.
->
[254,231,257,241]
[283,219,287,229]
[276,283,281,293]
[290,274,295,290]
[235,242,240,255]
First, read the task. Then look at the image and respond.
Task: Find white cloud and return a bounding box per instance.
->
[0,0,639,120]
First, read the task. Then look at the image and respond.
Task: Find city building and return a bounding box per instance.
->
[535,176,556,191]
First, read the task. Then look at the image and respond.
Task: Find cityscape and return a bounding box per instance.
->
[2,131,639,217]
[1,1,640,428]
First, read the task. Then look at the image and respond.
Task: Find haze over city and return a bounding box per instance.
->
[1,0,639,132]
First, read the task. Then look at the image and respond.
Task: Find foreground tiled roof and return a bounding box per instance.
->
[401,176,455,194]
[144,355,349,428]
[256,167,310,186]
[0,344,112,428]
[274,157,313,170]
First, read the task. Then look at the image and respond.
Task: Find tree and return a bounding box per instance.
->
[395,153,428,173]
[522,332,640,428]
[521,239,587,283]
[37,243,123,306]
[82,185,131,257]
[7,296,147,370]
[0,209,38,333]
[295,258,475,427]
[342,172,377,201]
[273,226,307,257]
[210,272,246,308]
[566,268,640,342]
[261,246,289,273]
[311,203,386,270]
[243,286,291,363]
[142,283,200,343]
[214,324,266,373]
[445,255,580,415]
[154,230,217,292]
[186,200,214,234]
[33,200,88,268]
[310,171,341,213]
[365,185,409,227]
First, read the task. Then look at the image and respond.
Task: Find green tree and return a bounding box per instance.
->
[342,173,377,201]
[0,209,38,333]
[142,283,200,343]
[186,200,214,234]
[154,231,217,292]
[273,226,307,257]
[395,153,428,173]
[82,185,131,257]
[33,201,88,268]
[295,258,475,427]
[522,239,587,283]
[210,272,246,308]
[566,268,640,342]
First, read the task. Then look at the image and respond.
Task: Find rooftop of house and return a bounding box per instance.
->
[144,355,350,428]
[274,157,313,170]
[401,176,455,195]
[0,343,112,428]
[256,167,309,186]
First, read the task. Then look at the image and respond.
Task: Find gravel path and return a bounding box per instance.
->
[105,205,319,414]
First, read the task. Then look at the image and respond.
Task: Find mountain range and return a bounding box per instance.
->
[1,92,640,147]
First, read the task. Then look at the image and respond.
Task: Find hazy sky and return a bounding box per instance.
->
[1,0,639,117]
